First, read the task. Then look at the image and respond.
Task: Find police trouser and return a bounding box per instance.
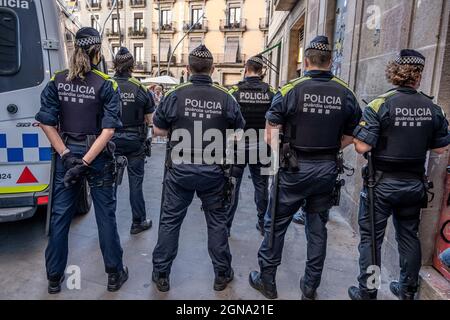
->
[152,165,232,277]
[227,162,269,231]
[258,160,338,290]
[357,175,426,294]
[114,145,147,224]
[46,144,124,281]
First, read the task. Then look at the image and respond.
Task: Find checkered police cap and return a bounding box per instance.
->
[306,35,331,52]
[75,27,102,48]
[247,55,264,67]
[395,49,425,67]
[114,47,134,63]
[189,45,213,60]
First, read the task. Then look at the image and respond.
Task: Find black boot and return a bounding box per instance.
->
[48,275,65,295]
[107,266,129,292]
[348,286,378,300]
[249,271,278,300]
[256,220,265,236]
[214,268,234,291]
[390,281,416,300]
[130,219,153,235]
[300,277,317,300]
[152,271,170,292]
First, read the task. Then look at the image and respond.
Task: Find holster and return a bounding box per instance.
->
[422,175,434,209]
[144,137,152,158]
[221,165,244,208]
[332,179,346,207]
[280,143,299,171]
[114,155,128,186]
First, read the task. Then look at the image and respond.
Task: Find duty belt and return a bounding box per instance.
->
[378,171,423,180]
[296,151,337,162]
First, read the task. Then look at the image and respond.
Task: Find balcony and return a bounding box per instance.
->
[134,61,149,72]
[105,28,122,40]
[214,53,246,65]
[274,0,298,11]
[152,54,177,65]
[220,19,247,32]
[154,0,176,4]
[86,1,102,10]
[107,0,123,9]
[182,20,208,33]
[153,22,177,34]
[129,0,146,7]
[128,27,148,39]
[259,17,269,31]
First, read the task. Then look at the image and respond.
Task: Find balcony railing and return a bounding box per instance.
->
[182,20,208,33]
[214,53,246,65]
[134,61,149,72]
[220,19,247,32]
[128,27,147,39]
[105,28,122,39]
[152,54,177,65]
[154,0,176,3]
[153,21,177,33]
[259,17,269,31]
[86,1,102,10]
[129,0,146,7]
[107,0,123,9]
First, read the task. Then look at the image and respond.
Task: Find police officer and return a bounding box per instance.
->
[348,49,450,300]
[35,28,128,294]
[249,36,362,300]
[151,45,245,292]
[112,47,155,235]
[228,55,276,236]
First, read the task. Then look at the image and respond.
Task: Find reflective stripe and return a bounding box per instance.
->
[369,90,398,113]
[280,76,312,96]
[129,77,148,92]
[165,82,193,97]
[228,85,239,95]
[92,69,118,91]
[0,184,48,195]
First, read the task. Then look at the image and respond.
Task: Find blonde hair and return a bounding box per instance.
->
[67,44,102,81]
[386,61,423,87]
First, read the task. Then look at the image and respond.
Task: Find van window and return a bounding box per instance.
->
[0,2,44,93]
[0,9,20,75]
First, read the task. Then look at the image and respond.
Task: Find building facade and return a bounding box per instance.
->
[66,0,268,86]
[266,0,450,298]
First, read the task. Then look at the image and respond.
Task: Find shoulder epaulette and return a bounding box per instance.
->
[420,91,435,100]
[212,83,231,95]
[165,82,193,97]
[280,76,312,97]
[92,69,118,91]
[128,77,148,92]
[50,69,67,81]
[368,90,398,113]
[228,85,239,95]
[331,77,356,96]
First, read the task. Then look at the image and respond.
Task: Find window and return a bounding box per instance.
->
[191,6,203,24]
[159,38,171,62]
[134,12,143,31]
[0,9,20,75]
[188,37,203,53]
[0,2,44,93]
[160,9,172,27]
[91,14,99,30]
[228,5,241,24]
[134,43,143,62]
[112,14,119,33]
[224,37,239,63]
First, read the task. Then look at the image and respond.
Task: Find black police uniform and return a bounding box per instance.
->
[251,37,362,297]
[351,74,450,298]
[113,71,155,228]
[151,74,245,288]
[227,76,276,234]
[36,67,125,285]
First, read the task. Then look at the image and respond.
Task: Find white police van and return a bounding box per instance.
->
[0,0,91,223]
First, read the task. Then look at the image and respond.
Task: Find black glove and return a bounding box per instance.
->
[63,164,90,188]
[62,152,83,170]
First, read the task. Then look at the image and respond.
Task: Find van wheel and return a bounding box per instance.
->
[77,178,92,215]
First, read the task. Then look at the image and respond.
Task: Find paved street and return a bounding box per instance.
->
[0,144,395,300]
